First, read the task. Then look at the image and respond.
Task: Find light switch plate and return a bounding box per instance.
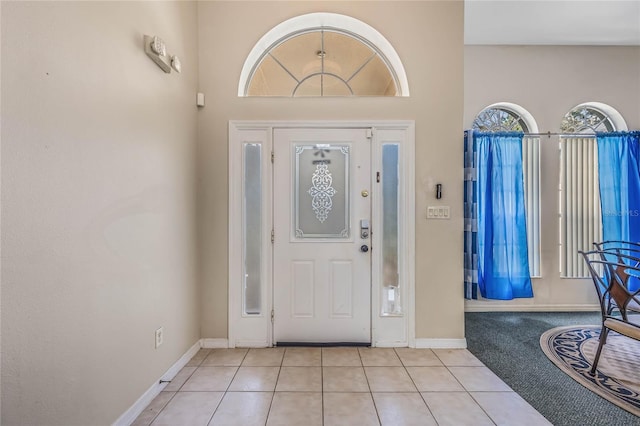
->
[427,206,450,219]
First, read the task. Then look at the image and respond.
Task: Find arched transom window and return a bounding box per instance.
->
[238,13,409,97]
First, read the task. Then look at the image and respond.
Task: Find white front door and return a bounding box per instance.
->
[273,128,371,344]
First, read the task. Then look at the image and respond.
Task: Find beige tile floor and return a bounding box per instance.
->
[132,347,551,426]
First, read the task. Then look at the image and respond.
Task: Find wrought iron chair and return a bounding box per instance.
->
[593,241,640,266]
[580,251,640,375]
[593,240,640,251]
[592,245,640,316]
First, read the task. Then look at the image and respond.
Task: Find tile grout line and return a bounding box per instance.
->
[263,347,285,425]
[397,347,440,425]
[437,349,499,426]
[146,348,212,426]
[358,348,383,425]
[466,392,499,426]
[140,392,174,426]
[205,348,249,426]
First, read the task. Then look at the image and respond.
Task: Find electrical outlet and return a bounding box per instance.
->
[155,327,164,349]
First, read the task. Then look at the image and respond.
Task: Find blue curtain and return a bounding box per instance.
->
[464,131,478,299]
[472,131,533,300]
[597,131,640,290]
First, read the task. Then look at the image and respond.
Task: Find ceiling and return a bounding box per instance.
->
[465,0,640,45]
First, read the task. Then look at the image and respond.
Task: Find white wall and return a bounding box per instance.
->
[197,1,465,340]
[464,45,640,311]
[1,2,199,424]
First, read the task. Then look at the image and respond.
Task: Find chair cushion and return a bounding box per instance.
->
[604,317,640,340]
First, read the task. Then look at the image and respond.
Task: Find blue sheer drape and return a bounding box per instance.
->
[597,131,640,291]
[475,132,533,300]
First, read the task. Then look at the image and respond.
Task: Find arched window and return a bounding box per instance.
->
[559,102,628,278]
[473,107,530,132]
[472,103,541,277]
[560,103,624,133]
[238,13,409,97]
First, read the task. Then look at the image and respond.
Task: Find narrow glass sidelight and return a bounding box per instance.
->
[243,143,262,315]
[381,144,401,316]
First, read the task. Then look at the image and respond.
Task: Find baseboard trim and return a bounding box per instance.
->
[464,304,599,313]
[112,340,201,426]
[201,338,229,349]
[414,338,467,349]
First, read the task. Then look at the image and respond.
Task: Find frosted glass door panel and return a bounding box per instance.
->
[294,144,350,238]
[243,143,262,315]
[381,144,401,316]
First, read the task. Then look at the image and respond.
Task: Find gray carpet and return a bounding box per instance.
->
[465,312,640,426]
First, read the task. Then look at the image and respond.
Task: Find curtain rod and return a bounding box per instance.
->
[524,132,595,138]
[470,131,597,138]
[473,131,638,138]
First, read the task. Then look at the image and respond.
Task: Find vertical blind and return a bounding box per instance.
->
[559,137,603,278]
[523,136,541,277]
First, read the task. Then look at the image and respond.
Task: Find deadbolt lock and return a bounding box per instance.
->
[360,219,370,239]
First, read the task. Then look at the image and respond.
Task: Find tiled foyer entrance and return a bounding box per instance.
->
[132,347,550,425]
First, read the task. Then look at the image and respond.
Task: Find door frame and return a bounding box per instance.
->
[228,120,415,348]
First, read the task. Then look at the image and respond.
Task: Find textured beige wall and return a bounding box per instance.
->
[0,1,3,421]
[464,45,640,310]
[1,2,199,424]
[197,1,465,339]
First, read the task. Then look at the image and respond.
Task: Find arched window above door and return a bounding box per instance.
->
[238,13,410,97]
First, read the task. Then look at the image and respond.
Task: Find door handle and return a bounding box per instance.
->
[360,245,369,253]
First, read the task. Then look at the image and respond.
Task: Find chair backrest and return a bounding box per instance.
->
[593,240,640,251]
[594,250,640,292]
[594,241,640,259]
[580,250,640,318]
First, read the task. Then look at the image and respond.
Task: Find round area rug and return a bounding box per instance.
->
[540,325,640,417]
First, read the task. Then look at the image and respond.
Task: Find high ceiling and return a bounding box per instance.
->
[465,0,640,45]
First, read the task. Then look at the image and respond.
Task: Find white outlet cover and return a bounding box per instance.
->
[155,327,164,348]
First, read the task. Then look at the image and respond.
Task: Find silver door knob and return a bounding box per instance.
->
[360,245,369,253]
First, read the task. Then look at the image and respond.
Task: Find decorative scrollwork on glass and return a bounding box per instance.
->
[560,107,614,133]
[308,164,337,223]
[295,144,349,238]
[472,108,528,132]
